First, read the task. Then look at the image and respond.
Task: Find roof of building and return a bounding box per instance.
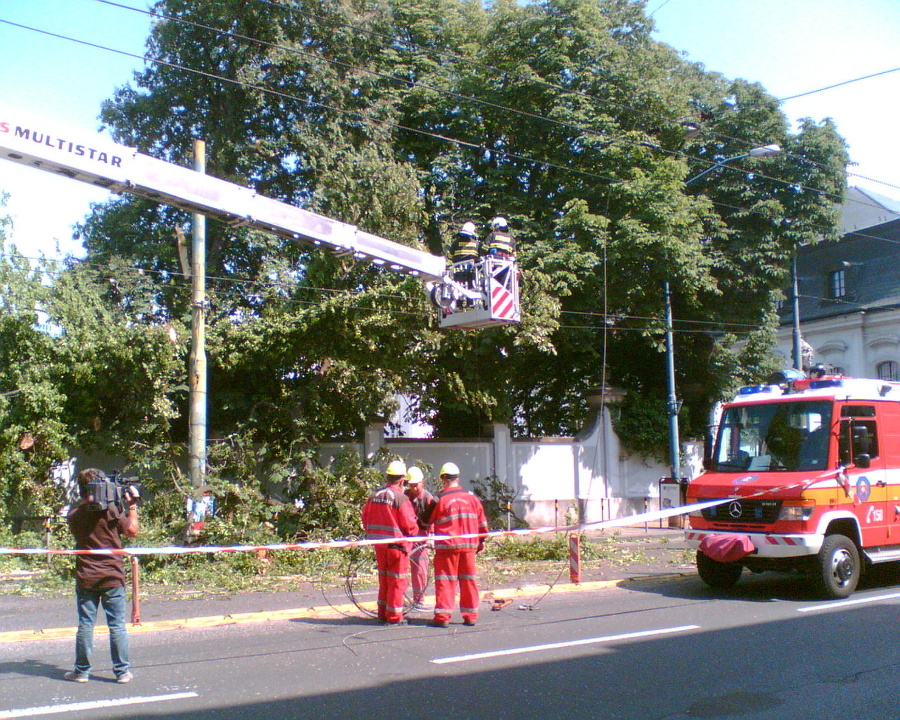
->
[780,187,900,325]
[840,186,900,234]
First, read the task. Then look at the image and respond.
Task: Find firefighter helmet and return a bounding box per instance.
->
[490,216,508,230]
[459,221,477,237]
[439,462,460,477]
[405,466,424,484]
[386,459,407,477]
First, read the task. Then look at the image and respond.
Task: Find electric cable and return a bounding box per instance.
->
[4,3,896,346]
[65,1,900,207]
[1,11,893,219]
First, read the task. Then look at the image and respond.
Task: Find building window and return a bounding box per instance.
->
[877,360,899,381]
[829,269,846,299]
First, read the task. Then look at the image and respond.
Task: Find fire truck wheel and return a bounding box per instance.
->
[814,534,860,599]
[696,550,743,589]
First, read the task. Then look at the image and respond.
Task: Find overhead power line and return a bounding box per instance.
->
[89,0,900,203]
[779,66,900,102]
[0,7,896,239]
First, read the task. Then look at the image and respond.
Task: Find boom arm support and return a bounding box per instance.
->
[0,106,519,328]
[0,106,445,280]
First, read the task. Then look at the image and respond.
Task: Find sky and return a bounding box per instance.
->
[1,0,899,261]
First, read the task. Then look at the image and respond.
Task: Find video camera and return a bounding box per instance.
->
[86,471,141,513]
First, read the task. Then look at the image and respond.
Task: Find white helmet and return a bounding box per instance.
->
[490,216,508,230]
[459,221,477,237]
[439,462,460,477]
[386,459,407,477]
[405,466,424,484]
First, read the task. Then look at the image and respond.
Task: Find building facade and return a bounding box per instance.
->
[774,187,900,378]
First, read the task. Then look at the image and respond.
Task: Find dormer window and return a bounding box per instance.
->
[829,269,846,299]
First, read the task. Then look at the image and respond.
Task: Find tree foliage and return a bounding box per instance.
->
[1,0,849,529]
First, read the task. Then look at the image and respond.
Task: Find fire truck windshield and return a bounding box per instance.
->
[712,400,833,473]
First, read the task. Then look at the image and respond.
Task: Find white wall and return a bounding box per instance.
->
[325,404,679,528]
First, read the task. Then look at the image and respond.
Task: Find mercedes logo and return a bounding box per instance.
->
[728,501,743,519]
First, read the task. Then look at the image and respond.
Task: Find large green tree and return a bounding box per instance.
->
[77,0,847,456]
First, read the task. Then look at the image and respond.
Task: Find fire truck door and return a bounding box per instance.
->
[841,416,893,547]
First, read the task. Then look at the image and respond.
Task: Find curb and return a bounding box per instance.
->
[0,573,687,644]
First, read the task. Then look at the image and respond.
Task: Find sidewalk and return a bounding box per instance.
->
[0,525,692,642]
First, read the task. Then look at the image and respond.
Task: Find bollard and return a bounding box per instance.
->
[568,534,581,584]
[130,556,141,625]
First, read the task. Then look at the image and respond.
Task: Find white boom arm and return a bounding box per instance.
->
[0,106,519,327]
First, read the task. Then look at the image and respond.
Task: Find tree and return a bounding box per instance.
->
[0,207,187,522]
[0,210,72,520]
[77,0,847,460]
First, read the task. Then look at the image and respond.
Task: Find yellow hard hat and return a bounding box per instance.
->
[439,462,460,477]
[386,459,407,477]
[405,466,424,484]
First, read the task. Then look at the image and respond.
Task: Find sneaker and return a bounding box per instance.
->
[116,671,134,684]
[429,618,450,628]
[64,671,89,683]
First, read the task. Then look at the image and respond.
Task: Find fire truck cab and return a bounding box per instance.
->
[686,373,900,598]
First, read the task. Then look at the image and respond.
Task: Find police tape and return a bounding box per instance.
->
[0,498,732,557]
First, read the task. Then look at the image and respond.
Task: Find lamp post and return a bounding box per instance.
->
[684,144,782,186]
[665,143,783,481]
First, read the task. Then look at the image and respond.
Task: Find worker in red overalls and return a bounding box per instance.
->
[426,462,489,628]
[361,460,419,624]
[404,466,436,611]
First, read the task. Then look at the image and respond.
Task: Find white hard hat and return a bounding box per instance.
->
[439,462,460,477]
[405,466,424,484]
[490,216,508,230]
[460,222,477,237]
[386,459,407,477]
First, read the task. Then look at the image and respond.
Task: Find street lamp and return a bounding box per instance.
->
[684,144,782,186]
[665,143,783,481]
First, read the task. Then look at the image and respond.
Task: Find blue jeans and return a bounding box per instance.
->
[74,584,129,677]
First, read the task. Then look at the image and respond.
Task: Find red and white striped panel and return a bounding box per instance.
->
[490,282,516,319]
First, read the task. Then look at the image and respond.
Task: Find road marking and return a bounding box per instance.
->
[0,692,198,719]
[431,625,699,665]
[798,591,900,613]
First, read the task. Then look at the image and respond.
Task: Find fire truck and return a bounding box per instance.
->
[686,371,900,598]
[0,105,519,330]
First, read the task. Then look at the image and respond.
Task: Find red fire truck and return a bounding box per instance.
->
[686,372,900,598]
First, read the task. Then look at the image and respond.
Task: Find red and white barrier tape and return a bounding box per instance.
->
[0,498,729,557]
[0,467,848,557]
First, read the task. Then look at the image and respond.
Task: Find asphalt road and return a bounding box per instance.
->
[1,568,898,720]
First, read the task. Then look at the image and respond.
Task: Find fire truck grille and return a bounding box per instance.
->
[701,499,782,524]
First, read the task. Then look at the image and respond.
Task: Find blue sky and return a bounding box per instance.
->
[1,0,898,259]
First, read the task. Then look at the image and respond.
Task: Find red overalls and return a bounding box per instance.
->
[429,487,488,625]
[361,485,418,623]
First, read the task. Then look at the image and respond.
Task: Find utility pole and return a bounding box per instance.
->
[664,280,681,481]
[791,255,803,371]
[189,139,208,488]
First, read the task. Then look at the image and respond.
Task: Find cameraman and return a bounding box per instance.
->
[64,468,139,684]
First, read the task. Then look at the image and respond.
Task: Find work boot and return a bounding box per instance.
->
[429,618,450,628]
